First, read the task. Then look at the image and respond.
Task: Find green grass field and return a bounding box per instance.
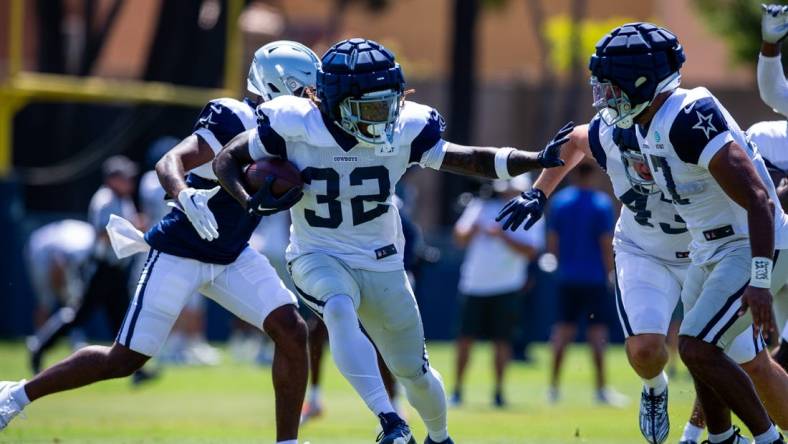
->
[0,340,728,443]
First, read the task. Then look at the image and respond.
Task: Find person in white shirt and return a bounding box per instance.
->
[451,176,542,408]
[24,220,95,331]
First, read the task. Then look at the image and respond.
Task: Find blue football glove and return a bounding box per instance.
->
[537,121,574,168]
[246,176,304,216]
[495,187,547,231]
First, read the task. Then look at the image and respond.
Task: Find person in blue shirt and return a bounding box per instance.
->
[547,160,623,406]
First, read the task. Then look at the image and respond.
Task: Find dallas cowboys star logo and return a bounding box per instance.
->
[692,111,717,139]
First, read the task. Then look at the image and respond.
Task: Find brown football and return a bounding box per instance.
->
[243,158,303,196]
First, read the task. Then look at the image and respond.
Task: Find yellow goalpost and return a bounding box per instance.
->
[0,0,245,177]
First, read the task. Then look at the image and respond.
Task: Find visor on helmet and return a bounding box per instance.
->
[339,89,402,145]
[591,77,645,129]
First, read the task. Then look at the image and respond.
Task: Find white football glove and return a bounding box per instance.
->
[173,186,220,241]
[762,4,788,44]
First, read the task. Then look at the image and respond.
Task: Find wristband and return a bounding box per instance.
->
[495,147,516,179]
[750,256,773,289]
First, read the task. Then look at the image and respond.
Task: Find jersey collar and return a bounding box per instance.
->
[321,112,358,152]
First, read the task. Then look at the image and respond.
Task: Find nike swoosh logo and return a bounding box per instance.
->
[298,70,311,76]
[210,104,223,114]
[682,103,694,114]
[256,205,275,212]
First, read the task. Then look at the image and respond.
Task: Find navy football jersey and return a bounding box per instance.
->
[145,98,261,265]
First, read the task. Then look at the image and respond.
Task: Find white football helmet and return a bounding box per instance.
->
[247,40,320,101]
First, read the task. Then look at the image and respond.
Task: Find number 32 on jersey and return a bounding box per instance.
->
[301,166,390,228]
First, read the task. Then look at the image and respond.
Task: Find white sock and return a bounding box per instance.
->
[754,425,780,444]
[276,440,297,444]
[309,385,321,406]
[681,422,704,443]
[12,381,30,408]
[708,427,734,443]
[322,295,394,416]
[643,371,668,395]
[400,366,449,442]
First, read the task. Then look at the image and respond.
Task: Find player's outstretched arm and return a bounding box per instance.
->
[532,124,590,197]
[709,141,777,335]
[759,4,788,115]
[438,121,574,178]
[494,124,589,231]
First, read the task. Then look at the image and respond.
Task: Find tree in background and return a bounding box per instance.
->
[694,0,788,66]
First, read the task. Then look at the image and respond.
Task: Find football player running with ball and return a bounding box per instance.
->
[0,41,319,444]
[213,38,572,444]
[500,23,788,444]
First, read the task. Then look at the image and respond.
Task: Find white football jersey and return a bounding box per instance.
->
[747,120,788,171]
[637,87,788,265]
[249,96,447,271]
[587,116,691,264]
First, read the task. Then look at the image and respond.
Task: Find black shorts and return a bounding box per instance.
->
[557,283,610,325]
[459,291,520,340]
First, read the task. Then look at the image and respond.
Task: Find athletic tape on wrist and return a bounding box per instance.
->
[750,256,773,289]
[495,147,516,179]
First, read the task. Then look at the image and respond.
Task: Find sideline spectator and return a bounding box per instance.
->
[547,161,625,406]
[451,176,542,408]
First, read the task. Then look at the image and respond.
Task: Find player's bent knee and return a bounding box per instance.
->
[105,343,149,378]
[322,295,357,327]
[626,335,665,365]
[741,351,772,383]
[678,336,708,367]
[264,304,307,349]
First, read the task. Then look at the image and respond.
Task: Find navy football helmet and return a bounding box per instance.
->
[317,38,406,145]
[589,22,685,129]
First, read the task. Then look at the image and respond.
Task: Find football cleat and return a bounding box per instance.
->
[639,387,669,444]
[0,380,26,431]
[677,441,698,444]
[425,437,455,444]
[376,412,415,444]
[700,426,749,444]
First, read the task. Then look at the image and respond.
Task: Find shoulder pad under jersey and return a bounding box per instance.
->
[398,101,446,163]
[668,88,730,165]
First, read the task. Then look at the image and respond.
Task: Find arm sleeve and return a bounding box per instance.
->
[249,110,287,161]
[668,97,734,169]
[409,108,448,169]
[758,53,788,117]
[192,101,248,154]
[587,117,608,171]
